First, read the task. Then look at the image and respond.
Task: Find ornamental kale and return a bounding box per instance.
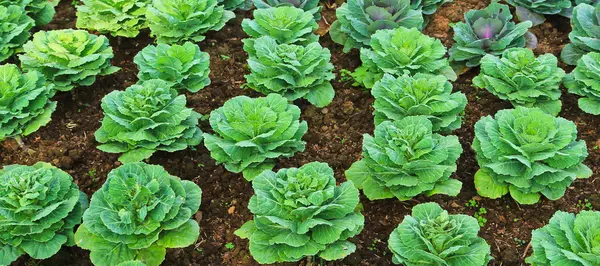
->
[372,73,467,132]
[388,203,492,265]
[0,0,59,26]
[0,162,88,265]
[253,0,321,20]
[411,0,451,15]
[506,0,571,25]
[353,27,456,89]
[330,0,424,53]
[526,210,600,265]
[345,116,463,201]
[217,0,253,10]
[473,107,591,204]
[76,0,151,38]
[19,29,119,92]
[473,48,565,116]
[134,42,210,93]
[244,36,335,107]
[95,79,203,163]
[234,162,364,263]
[449,3,532,67]
[241,6,319,45]
[203,94,307,180]
[564,52,600,114]
[561,3,600,65]
[75,163,202,266]
[0,5,34,62]
[0,64,55,142]
[146,0,235,44]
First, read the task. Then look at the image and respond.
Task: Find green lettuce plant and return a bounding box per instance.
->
[388,203,492,265]
[372,73,467,132]
[330,0,424,53]
[241,6,319,45]
[244,36,335,107]
[449,3,532,67]
[353,27,456,89]
[473,107,592,204]
[234,162,364,263]
[345,116,463,201]
[473,48,565,116]
[564,52,600,115]
[75,163,202,266]
[146,0,235,44]
[19,29,119,92]
[253,0,321,19]
[76,0,151,38]
[204,94,307,180]
[0,64,55,142]
[94,79,203,163]
[0,162,88,265]
[506,0,571,25]
[0,0,59,26]
[526,210,600,265]
[134,42,210,93]
[218,0,253,10]
[561,3,600,65]
[0,5,34,62]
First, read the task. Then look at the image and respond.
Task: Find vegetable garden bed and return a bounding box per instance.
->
[1,0,600,265]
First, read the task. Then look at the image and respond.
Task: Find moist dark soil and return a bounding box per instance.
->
[3,0,599,265]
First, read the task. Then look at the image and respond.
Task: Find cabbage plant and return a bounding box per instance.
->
[506,0,571,25]
[330,0,424,53]
[411,0,451,15]
[19,29,119,92]
[218,0,253,10]
[234,162,364,263]
[204,94,307,180]
[0,5,34,62]
[244,36,335,107]
[95,79,203,163]
[372,73,467,132]
[526,210,600,265]
[253,0,321,19]
[388,203,492,265]
[345,116,463,201]
[0,0,59,26]
[473,107,592,204]
[0,64,55,142]
[354,27,456,89]
[561,3,600,65]
[473,48,565,116]
[0,162,88,265]
[75,163,202,266]
[449,3,532,67]
[241,6,319,45]
[134,42,210,93]
[147,0,235,44]
[564,52,600,115]
[76,0,151,38]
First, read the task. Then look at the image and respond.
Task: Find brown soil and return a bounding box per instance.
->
[3,0,599,265]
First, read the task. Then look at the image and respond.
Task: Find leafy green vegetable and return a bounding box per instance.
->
[526,210,600,265]
[411,0,452,15]
[561,3,600,65]
[253,0,321,19]
[134,42,210,93]
[218,0,252,10]
[0,0,59,26]
[449,3,532,67]
[372,73,467,132]
[389,203,492,265]
[234,162,364,263]
[473,48,565,116]
[506,0,571,25]
[0,162,88,265]
[345,116,463,201]
[0,64,55,141]
[472,107,591,204]
[147,0,235,44]
[19,29,119,92]
[76,0,151,38]
[241,6,319,45]
[244,36,335,107]
[95,79,203,163]
[204,94,307,180]
[75,163,202,266]
[0,5,34,62]
[353,27,456,89]
[330,0,424,53]
[564,52,600,115]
